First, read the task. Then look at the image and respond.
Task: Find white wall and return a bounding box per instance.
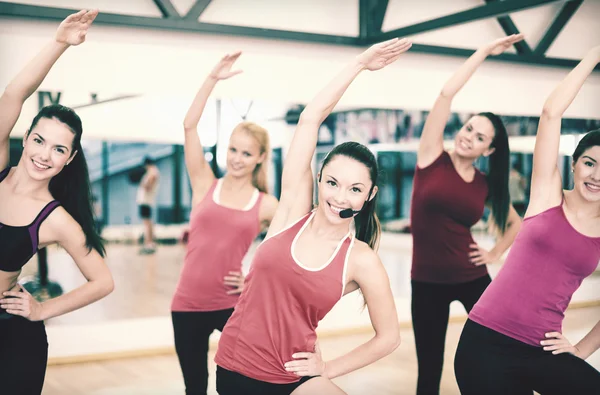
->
[1,0,599,143]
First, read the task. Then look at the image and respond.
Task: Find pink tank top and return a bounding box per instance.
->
[469,201,600,346]
[171,179,263,312]
[215,212,354,384]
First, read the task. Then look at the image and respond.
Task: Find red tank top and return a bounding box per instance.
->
[171,179,263,312]
[411,151,489,283]
[215,211,355,384]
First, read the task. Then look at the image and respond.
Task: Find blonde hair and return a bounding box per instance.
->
[231,121,270,193]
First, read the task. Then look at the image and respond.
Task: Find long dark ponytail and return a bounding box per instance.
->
[320,142,381,250]
[478,112,510,234]
[27,105,105,257]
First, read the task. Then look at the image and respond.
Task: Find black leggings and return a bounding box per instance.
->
[216,365,316,395]
[455,319,600,394]
[0,312,48,395]
[411,274,491,395]
[172,309,234,395]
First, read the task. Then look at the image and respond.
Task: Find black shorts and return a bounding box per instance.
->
[139,204,152,219]
[216,365,318,395]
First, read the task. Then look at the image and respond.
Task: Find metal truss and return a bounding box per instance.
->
[0,0,594,70]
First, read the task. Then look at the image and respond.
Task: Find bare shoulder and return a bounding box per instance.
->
[259,193,279,226]
[261,193,279,210]
[346,238,388,290]
[45,206,82,239]
[349,239,380,269]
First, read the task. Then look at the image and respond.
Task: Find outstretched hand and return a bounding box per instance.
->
[55,9,98,46]
[356,38,412,71]
[483,34,524,56]
[210,52,244,80]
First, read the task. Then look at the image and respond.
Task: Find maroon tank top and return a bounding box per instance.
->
[411,151,489,283]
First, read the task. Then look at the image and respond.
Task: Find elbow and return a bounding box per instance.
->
[101,275,115,297]
[183,121,196,132]
[379,332,401,355]
[438,88,455,100]
[298,111,322,126]
[541,105,562,120]
[2,86,25,104]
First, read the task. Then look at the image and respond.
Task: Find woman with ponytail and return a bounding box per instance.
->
[170,52,278,395]
[0,10,113,394]
[215,38,412,395]
[455,45,600,395]
[409,35,525,395]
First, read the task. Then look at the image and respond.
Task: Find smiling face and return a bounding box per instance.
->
[22,117,77,181]
[454,115,496,160]
[317,155,377,223]
[225,130,265,179]
[572,146,600,202]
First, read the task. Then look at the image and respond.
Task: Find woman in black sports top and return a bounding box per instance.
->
[0,10,114,394]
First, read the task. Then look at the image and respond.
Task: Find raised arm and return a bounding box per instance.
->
[528,46,600,216]
[417,34,524,168]
[270,38,411,233]
[183,52,243,201]
[0,9,97,169]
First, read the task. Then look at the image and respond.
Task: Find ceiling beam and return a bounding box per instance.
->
[184,0,212,21]
[484,0,532,55]
[359,0,388,43]
[534,0,583,56]
[152,0,179,19]
[372,0,561,43]
[0,2,595,71]
[409,43,596,69]
[0,2,357,46]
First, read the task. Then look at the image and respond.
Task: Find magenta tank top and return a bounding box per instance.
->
[469,200,600,346]
[215,212,354,384]
[171,179,263,312]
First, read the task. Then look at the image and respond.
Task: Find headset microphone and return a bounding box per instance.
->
[339,208,361,219]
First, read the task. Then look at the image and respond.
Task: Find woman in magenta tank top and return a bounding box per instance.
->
[0,11,114,394]
[170,52,279,395]
[410,36,524,395]
[214,38,412,395]
[455,46,600,394]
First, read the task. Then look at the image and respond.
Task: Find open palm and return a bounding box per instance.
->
[357,38,412,71]
[210,52,243,80]
[486,34,524,56]
[55,9,98,46]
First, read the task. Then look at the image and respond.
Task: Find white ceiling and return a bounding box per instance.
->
[7,0,599,59]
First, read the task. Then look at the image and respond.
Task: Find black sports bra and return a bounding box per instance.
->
[0,167,60,272]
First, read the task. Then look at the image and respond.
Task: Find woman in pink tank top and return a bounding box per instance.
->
[455,46,600,394]
[215,38,412,395]
[170,53,279,395]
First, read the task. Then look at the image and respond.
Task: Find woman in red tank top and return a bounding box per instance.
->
[215,38,412,395]
[171,53,279,395]
[410,35,524,395]
[455,46,600,395]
